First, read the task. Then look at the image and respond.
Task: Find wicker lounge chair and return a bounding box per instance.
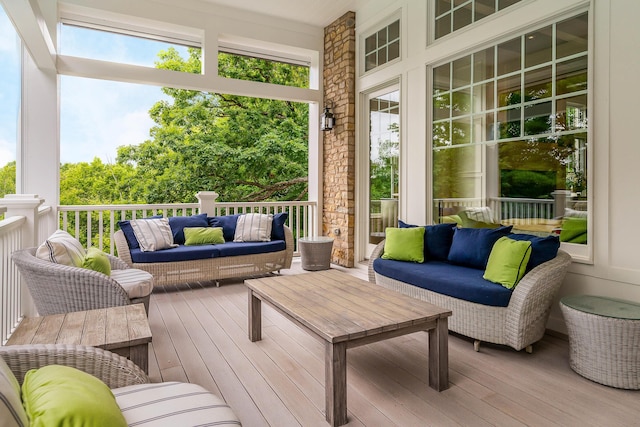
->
[11,248,154,315]
[0,344,240,426]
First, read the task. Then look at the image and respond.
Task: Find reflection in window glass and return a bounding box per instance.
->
[364,20,401,72]
[434,0,523,40]
[432,12,589,245]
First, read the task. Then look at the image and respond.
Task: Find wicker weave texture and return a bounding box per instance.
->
[11,248,151,316]
[368,240,572,351]
[114,225,294,287]
[560,303,640,389]
[0,344,149,388]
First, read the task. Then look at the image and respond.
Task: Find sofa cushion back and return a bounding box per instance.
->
[447,226,512,269]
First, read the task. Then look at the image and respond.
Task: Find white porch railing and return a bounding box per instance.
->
[0,215,25,344]
[57,200,317,255]
[0,193,317,344]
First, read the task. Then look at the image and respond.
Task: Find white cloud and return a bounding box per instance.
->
[60,76,166,164]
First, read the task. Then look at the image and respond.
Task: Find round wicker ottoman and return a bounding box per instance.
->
[560,295,640,390]
[299,236,334,271]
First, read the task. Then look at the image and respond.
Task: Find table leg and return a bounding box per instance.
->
[129,344,149,374]
[325,341,348,426]
[428,316,449,391]
[248,290,262,342]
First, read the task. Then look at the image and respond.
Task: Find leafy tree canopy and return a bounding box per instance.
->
[116,48,309,203]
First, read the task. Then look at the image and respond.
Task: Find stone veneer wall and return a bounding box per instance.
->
[323,12,356,267]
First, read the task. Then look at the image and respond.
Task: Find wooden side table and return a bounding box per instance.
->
[299,236,334,270]
[560,295,640,389]
[6,304,152,373]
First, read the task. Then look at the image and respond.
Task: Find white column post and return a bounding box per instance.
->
[196,191,219,216]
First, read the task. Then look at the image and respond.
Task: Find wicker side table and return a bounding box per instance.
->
[299,236,334,271]
[560,295,640,389]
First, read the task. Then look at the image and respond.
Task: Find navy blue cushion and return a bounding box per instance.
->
[208,215,240,241]
[117,215,163,249]
[271,212,288,241]
[215,240,286,257]
[130,244,220,263]
[447,226,513,269]
[373,258,513,307]
[398,220,455,261]
[168,214,209,244]
[508,233,560,271]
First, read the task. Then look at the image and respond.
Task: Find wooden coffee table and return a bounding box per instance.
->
[245,270,451,426]
[6,304,152,373]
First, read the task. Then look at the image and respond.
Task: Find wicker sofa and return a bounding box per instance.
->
[0,344,240,426]
[368,224,572,353]
[114,217,293,287]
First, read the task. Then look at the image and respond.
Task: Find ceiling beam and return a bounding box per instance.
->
[1,0,56,71]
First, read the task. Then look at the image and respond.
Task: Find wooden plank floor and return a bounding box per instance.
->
[147,261,639,426]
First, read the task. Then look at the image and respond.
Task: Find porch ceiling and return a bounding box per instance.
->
[198,0,364,27]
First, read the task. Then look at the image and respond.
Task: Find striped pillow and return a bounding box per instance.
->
[35,229,86,267]
[464,207,494,224]
[130,218,178,252]
[233,213,273,242]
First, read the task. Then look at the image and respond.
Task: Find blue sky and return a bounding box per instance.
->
[0,8,189,166]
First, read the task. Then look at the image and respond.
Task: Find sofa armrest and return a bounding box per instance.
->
[367,239,386,283]
[283,225,294,269]
[0,344,149,389]
[505,250,572,346]
[114,229,134,267]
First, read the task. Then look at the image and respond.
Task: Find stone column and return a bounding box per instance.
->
[323,12,356,267]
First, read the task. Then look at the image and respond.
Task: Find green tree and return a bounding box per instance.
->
[116,48,310,203]
[0,161,16,197]
[60,158,142,205]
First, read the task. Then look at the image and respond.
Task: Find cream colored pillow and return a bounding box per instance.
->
[233,213,273,242]
[36,229,86,267]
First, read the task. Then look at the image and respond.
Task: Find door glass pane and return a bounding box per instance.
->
[369,90,400,245]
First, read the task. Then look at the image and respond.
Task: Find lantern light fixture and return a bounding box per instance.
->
[321,106,335,131]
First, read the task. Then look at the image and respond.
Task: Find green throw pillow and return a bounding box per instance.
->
[560,217,587,244]
[22,365,127,427]
[81,247,111,275]
[483,236,532,289]
[184,227,225,245]
[381,227,425,263]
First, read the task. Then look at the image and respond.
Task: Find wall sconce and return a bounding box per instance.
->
[321,106,335,131]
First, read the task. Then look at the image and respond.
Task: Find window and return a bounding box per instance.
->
[432,13,589,245]
[364,19,400,72]
[218,52,309,88]
[434,0,525,40]
[60,23,199,72]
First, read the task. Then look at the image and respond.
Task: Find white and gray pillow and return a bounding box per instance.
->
[35,229,86,267]
[130,218,178,252]
[233,213,273,242]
